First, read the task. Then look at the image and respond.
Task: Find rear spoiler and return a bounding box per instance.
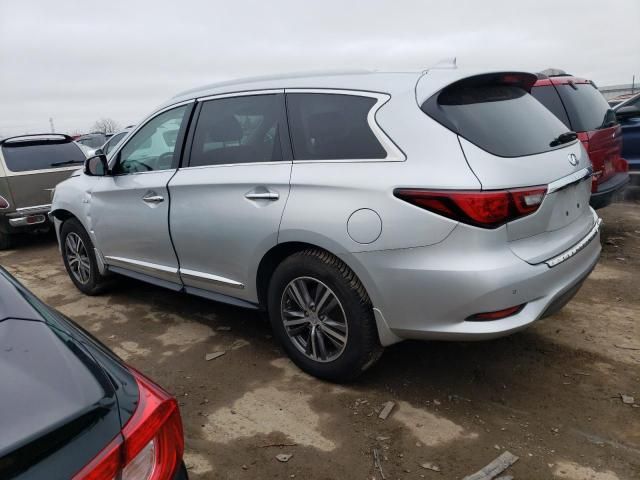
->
[0,134,73,146]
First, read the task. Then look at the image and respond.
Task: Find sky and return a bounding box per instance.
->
[1,0,638,137]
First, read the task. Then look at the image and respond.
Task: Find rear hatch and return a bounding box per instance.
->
[421,72,596,264]
[0,135,86,210]
[553,81,624,186]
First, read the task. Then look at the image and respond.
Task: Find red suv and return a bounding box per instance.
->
[531,70,629,208]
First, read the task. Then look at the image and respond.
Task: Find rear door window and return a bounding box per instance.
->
[1,141,86,172]
[423,83,571,157]
[286,93,387,160]
[531,86,571,128]
[555,83,616,132]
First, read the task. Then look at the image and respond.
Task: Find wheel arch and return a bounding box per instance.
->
[256,240,400,346]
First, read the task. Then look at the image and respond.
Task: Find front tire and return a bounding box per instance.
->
[268,249,382,382]
[60,218,109,295]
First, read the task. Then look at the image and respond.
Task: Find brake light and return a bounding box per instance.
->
[73,371,184,480]
[394,186,547,228]
[0,195,9,209]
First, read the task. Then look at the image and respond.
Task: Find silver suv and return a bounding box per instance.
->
[51,69,602,381]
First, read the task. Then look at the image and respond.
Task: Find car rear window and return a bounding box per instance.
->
[531,85,571,128]
[286,93,387,160]
[77,135,106,149]
[422,83,571,157]
[555,83,616,132]
[1,141,86,172]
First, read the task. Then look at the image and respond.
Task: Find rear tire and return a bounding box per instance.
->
[60,218,110,295]
[268,249,383,382]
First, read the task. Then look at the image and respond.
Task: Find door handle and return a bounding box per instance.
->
[245,191,279,201]
[142,193,164,204]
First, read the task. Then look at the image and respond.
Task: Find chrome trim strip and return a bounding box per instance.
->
[15,203,51,213]
[196,88,284,102]
[545,217,602,268]
[9,215,46,227]
[104,255,179,282]
[179,268,244,289]
[547,167,593,194]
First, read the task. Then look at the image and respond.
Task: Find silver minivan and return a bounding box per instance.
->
[51,69,601,381]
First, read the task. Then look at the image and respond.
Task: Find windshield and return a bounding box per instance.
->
[1,141,86,172]
[423,84,572,157]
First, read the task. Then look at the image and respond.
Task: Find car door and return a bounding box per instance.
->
[168,92,292,303]
[89,103,193,288]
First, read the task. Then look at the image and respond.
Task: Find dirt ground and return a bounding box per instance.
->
[2,195,639,480]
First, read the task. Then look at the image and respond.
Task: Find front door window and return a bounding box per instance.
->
[114,106,188,174]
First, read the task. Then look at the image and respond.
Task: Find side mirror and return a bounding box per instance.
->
[616,105,640,121]
[84,154,109,176]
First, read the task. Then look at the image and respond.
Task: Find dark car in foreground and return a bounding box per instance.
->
[531,70,629,208]
[613,92,640,179]
[0,267,187,480]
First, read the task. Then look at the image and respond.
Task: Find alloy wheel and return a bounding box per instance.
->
[65,232,91,284]
[280,276,348,363]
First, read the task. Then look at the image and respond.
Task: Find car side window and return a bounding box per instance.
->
[114,106,187,174]
[286,93,387,160]
[189,94,285,167]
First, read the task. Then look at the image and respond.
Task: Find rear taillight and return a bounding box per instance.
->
[0,195,10,209]
[73,371,184,480]
[394,186,547,228]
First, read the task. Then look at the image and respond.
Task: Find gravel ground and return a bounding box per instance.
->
[2,198,639,480]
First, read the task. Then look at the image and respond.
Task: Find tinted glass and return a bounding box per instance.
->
[556,83,615,132]
[286,93,386,160]
[531,85,571,128]
[190,95,284,167]
[103,132,127,155]
[423,85,571,157]
[1,141,86,172]
[115,106,187,174]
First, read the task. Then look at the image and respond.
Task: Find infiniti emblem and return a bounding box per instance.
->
[568,153,579,166]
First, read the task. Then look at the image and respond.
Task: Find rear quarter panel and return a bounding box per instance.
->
[278,89,480,254]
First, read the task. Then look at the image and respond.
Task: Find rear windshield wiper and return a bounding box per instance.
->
[50,159,84,167]
[549,131,578,147]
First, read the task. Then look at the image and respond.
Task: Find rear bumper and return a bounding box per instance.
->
[0,204,52,233]
[590,172,630,209]
[352,212,601,344]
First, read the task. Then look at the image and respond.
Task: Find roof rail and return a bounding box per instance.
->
[0,133,72,145]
